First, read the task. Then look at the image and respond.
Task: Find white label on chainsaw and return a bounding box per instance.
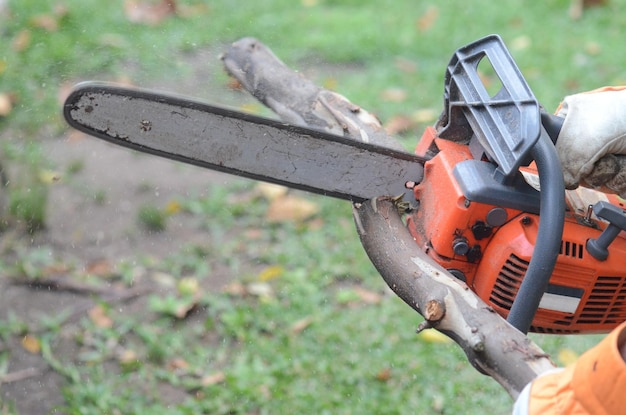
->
[539,292,581,314]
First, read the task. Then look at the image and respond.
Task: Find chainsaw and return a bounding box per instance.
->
[63,35,626,335]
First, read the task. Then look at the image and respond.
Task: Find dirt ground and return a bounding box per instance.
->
[0,134,244,414]
[0,46,256,414]
[0,44,368,413]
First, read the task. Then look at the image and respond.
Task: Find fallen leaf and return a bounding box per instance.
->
[30,4,69,32]
[30,14,59,31]
[381,88,408,103]
[375,367,392,382]
[117,348,139,365]
[412,108,438,124]
[124,0,177,26]
[222,282,247,296]
[167,357,189,371]
[258,265,284,282]
[266,195,319,223]
[12,29,31,52]
[177,277,200,296]
[246,282,273,298]
[385,115,415,136]
[152,271,176,287]
[89,304,114,329]
[244,228,263,240]
[85,258,113,277]
[417,329,451,344]
[38,263,71,279]
[21,335,41,354]
[256,182,288,201]
[175,2,209,18]
[290,316,314,334]
[201,371,226,386]
[394,57,417,74]
[38,169,61,184]
[585,41,601,55]
[570,0,608,20]
[173,301,197,319]
[511,35,531,52]
[416,6,439,32]
[0,93,12,117]
[354,287,382,304]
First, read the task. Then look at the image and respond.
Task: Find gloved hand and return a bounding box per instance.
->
[555,86,626,197]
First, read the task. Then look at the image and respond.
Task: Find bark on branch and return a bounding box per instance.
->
[353,197,556,398]
[221,37,404,151]
[221,37,556,398]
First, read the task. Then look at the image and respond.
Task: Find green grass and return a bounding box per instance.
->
[1,0,624,413]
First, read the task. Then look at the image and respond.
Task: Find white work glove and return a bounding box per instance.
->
[555,87,626,197]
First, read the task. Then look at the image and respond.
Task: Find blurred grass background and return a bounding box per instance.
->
[1,0,625,414]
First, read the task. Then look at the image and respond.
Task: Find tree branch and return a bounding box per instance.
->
[221,37,404,151]
[353,197,555,398]
[221,37,556,399]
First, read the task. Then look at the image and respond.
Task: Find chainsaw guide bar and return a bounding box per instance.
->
[64,82,426,203]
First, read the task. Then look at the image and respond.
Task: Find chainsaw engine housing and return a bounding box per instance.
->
[407,127,626,334]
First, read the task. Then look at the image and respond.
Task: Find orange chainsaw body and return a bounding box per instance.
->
[407,126,626,334]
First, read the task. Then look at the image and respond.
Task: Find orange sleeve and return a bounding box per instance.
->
[528,321,626,414]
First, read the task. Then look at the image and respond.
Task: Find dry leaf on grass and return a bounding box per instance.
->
[385,115,415,136]
[246,282,273,298]
[89,304,114,329]
[84,259,113,277]
[290,316,314,334]
[412,108,437,124]
[12,30,31,52]
[257,265,284,282]
[167,357,190,372]
[256,182,288,201]
[29,5,68,32]
[124,0,176,26]
[201,371,226,386]
[38,170,62,184]
[384,108,437,136]
[417,329,452,344]
[394,57,417,74]
[222,282,247,296]
[117,348,139,365]
[21,334,41,354]
[380,88,408,103]
[375,367,392,382]
[176,277,200,296]
[266,195,319,223]
[0,93,13,117]
[353,287,382,304]
[416,6,439,32]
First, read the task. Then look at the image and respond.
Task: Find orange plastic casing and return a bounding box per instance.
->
[407,126,626,333]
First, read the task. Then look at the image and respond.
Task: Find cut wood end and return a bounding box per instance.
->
[424,299,445,322]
